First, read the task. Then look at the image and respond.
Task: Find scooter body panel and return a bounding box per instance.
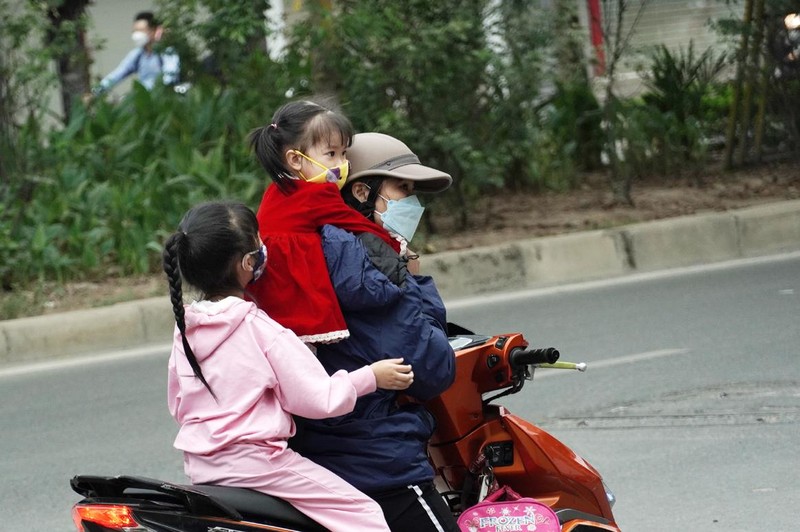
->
[429,411,616,525]
[427,333,529,444]
[502,412,616,523]
[71,476,324,532]
[427,331,621,531]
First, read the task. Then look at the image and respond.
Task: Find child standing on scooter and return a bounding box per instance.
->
[248,99,403,344]
[162,201,413,531]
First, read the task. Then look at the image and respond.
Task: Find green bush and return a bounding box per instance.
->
[5,1,748,299]
[0,0,595,291]
[637,41,728,169]
[1,83,269,288]
[304,0,499,205]
[536,82,604,189]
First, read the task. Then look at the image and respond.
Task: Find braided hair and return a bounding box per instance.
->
[249,99,354,193]
[162,201,260,397]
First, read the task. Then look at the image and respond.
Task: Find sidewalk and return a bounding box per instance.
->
[2,199,799,369]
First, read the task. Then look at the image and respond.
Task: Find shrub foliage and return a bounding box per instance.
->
[0,0,791,300]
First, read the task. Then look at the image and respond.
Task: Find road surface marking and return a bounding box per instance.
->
[0,343,171,378]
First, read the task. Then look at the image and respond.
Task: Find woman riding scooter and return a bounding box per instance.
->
[290,132,459,531]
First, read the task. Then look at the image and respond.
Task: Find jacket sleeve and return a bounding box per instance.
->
[414,274,448,328]
[96,48,140,93]
[399,277,456,401]
[266,327,377,419]
[321,225,455,400]
[356,232,408,287]
[321,225,403,310]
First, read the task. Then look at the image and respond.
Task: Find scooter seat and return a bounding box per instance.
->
[189,484,327,531]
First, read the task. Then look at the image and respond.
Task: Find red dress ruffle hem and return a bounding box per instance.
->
[250,180,399,344]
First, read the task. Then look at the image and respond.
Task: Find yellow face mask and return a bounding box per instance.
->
[294,151,349,190]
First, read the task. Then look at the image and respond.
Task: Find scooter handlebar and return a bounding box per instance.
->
[509,346,560,367]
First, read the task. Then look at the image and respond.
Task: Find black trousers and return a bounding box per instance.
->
[368,481,460,532]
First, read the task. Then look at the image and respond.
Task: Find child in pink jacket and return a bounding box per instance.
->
[162,201,414,531]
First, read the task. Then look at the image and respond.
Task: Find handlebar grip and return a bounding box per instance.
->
[509,347,560,367]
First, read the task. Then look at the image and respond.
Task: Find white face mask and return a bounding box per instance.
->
[375,194,425,242]
[131,31,150,48]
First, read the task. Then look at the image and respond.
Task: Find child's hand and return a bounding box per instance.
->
[371,358,414,390]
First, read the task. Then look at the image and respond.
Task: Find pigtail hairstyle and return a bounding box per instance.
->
[162,232,215,398]
[249,98,355,194]
[162,201,261,398]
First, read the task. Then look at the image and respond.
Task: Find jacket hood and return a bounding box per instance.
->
[183,297,254,361]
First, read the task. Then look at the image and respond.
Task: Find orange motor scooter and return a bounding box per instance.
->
[70,327,620,532]
[427,325,621,532]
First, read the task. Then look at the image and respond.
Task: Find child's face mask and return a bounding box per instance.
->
[243,243,268,283]
[293,151,349,190]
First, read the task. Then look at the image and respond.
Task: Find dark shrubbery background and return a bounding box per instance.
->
[1,0,797,315]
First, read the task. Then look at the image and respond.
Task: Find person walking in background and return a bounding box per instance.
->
[90,11,179,97]
[162,200,414,531]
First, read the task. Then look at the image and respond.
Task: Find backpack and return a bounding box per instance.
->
[133,47,180,86]
[457,485,560,532]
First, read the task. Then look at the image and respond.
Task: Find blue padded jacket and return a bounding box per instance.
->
[290,225,456,493]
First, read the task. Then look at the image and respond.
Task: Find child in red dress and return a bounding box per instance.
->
[249,100,400,343]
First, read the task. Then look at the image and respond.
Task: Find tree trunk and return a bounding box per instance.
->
[603,92,633,206]
[44,0,92,123]
[734,0,765,167]
[723,0,753,170]
[0,50,10,184]
[554,0,588,87]
[600,0,634,206]
[454,176,469,231]
[753,30,772,163]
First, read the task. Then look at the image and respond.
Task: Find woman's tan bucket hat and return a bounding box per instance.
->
[346,132,453,193]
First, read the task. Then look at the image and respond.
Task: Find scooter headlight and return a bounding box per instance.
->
[603,481,616,508]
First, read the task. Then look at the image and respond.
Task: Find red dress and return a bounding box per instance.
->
[251,180,400,343]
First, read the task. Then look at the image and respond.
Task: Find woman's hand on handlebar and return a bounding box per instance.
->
[371,358,414,390]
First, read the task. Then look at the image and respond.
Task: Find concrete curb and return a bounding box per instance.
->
[0,297,174,368]
[2,200,799,369]
[424,199,800,299]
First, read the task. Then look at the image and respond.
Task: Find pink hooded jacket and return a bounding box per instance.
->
[167,297,376,455]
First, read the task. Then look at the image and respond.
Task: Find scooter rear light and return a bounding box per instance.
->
[72,503,145,531]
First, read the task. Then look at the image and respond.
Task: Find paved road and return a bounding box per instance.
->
[448,253,800,531]
[1,253,798,531]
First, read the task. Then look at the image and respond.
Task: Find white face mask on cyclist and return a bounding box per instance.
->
[131,31,150,48]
